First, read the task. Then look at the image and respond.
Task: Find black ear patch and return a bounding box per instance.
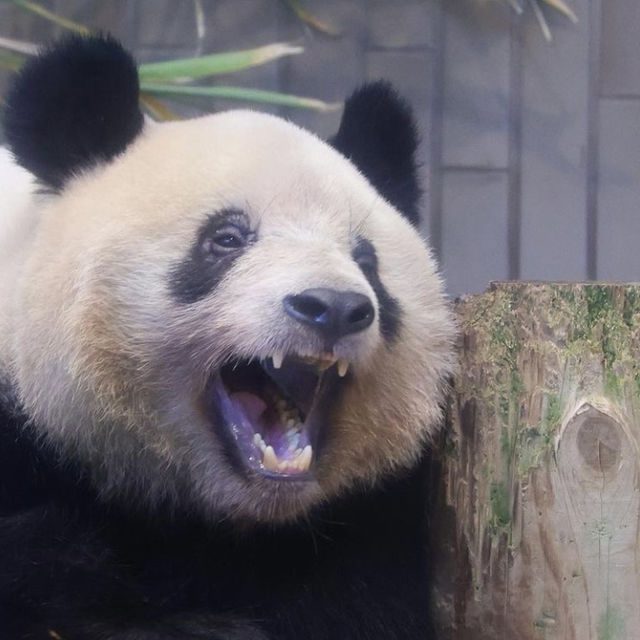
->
[331,82,421,226]
[3,34,143,190]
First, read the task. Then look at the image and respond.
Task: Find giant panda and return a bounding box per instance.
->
[0,35,455,640]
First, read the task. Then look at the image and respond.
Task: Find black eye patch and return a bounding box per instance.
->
[352,237,402,342]
[169,209,254,304]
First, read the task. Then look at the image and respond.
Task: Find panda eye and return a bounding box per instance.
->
[214,230,244,249]
[201,225,248,256]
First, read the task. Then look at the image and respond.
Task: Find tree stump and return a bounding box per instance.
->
[434,282,640,640]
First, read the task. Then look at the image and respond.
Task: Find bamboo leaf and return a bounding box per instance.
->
[540,0,578,23]
[529,0,553,42]
[138,43,303,82]
[0,35,38,55]
[194,0,206,45]
[506,0,524,15]
[8,0,90,34]
[139,93,181,121]
[281,0,341,36]
[139,82,340,112]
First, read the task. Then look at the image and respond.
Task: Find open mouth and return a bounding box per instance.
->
[204,353,348,479]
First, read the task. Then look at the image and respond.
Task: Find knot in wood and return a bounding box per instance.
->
[576,413,622,473]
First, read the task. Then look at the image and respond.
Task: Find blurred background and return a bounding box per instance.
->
[0,0,638,295]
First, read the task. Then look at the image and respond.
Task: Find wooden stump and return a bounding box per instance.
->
[434,282,640,640]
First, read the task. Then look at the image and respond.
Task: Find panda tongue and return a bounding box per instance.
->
[230,392,267,426]
[230,392,291,457]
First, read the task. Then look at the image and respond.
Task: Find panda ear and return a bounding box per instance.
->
[3,34,143,191]
[330,82,421,226]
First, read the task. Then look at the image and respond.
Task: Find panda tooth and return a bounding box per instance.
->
[253,433,267,452]
[299,445,313,472]
[263,446,280,471]
[272,353,284,369]
[337,359,349,377]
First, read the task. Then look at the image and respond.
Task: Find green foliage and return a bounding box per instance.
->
[490,0,578,42]
[0,0,339,118]
[489,482,511,532]
[139,83,339,111]
[138,44,304,82]
[280,0,341,36]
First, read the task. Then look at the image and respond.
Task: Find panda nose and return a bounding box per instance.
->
[283,288,375,342]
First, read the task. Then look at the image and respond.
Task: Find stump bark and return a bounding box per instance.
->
[434,282,640,640]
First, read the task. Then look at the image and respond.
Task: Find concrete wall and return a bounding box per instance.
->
[1,0,638,295]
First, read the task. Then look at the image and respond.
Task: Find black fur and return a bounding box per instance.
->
[170,209,255,304]
[1,38,435,639]
[3,34,143,190]
[331,82,421,226]
[353,237,402,341]
[0,399,436,640]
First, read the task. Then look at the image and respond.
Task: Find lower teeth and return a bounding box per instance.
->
[261,443,313,473]
[250,392,311,473]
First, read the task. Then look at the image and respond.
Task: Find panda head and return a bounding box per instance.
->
[4,35,455,522]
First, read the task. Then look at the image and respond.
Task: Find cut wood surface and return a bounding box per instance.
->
[434,281,640,640]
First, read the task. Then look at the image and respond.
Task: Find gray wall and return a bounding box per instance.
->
[1,0,638,295]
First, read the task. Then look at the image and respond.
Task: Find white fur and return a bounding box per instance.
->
[0,147,39,379]
[1,112,456,522]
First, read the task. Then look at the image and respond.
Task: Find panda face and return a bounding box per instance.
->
[4,36,455,522]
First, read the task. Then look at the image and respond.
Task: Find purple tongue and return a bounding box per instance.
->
[230,392,267,425]
[214,382,307,462]
[211,380,262,467]
[230,392,296,459]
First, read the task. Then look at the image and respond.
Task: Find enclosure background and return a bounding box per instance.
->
[1,0,638,295]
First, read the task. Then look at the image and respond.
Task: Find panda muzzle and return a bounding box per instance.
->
[204,353,345,479]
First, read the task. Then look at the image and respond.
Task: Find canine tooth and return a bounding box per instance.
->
[337,360,349,377]
[253,433,262,447]
[272,353,284,369]
[263,446,279,471]
[299,445,313,471]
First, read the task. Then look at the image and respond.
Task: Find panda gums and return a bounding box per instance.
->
[0,35,455,639]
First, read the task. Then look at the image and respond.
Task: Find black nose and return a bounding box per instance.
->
[283,288,375,343]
